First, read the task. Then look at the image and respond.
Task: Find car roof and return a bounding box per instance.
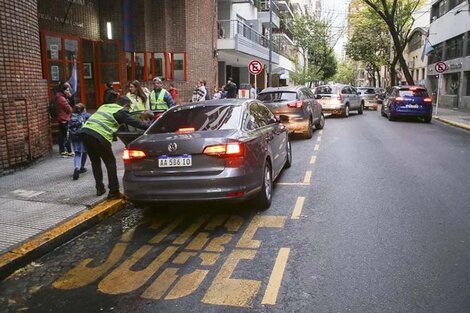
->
[260,86,307,93]
[393,85,427,90]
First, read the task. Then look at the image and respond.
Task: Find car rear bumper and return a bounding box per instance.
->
[391,106,433,116]
[363,100,378,108]
[123,169,260,203]
[285,119,309,134]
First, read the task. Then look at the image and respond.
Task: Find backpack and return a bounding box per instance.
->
[48,99,57,118]
[68,113,85,140]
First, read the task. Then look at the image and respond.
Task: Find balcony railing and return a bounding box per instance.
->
[218,19,283,55]
[258,0,280,16]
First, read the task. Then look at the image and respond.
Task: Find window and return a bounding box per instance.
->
[466,72,470,96]
[250,102,271,128]
[445,73,460,95]
[408,32,422,52]
[429,42,444,63]
[100,41,120,83]
[445,35,464,60]
[125,51,186,82]
[449,0,465,10]
[257,91,297,102]
[466,33,470,56]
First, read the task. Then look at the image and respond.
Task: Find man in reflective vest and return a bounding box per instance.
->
[80,92,149,200]
[149,77,175,110]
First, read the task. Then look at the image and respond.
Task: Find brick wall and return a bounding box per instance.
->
[0,0,50,175]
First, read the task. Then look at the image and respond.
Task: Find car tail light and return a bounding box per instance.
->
[226,191,245,198]
[203,142,244,158]
[177,127,195,133]
[123,149,147,163]
[287,101,303,108]
[395,97,404,102]
[337,93,344,101]
[423,97,432,103]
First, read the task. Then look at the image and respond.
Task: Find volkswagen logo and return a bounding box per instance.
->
[168,142,178,152]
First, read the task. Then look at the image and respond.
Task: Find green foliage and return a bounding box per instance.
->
[291,61,323,85]
[333,62,356,85]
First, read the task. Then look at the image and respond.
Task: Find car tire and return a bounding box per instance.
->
[358,102,364,114]
[343,105,350,118]
[255,161,273,210]
[388,113,396,121]
[304,118,313,139]
[315,113,325,129]
[423,116,432,123]
[284,139,292,169]
[381,107,387,117]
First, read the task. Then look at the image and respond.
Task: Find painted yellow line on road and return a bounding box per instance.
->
[261,247,291,305]
[291,197,305,220]
[303,171,312,184]
[310,155,317,164]
[276,182,310,186]
[314,144,320,151]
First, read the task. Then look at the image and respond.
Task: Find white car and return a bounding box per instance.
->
[313,84,363,117]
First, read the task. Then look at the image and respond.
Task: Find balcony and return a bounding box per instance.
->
[257,0,281,28]
[277,0,295,18]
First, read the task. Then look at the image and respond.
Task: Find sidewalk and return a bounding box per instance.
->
[0,141,127,279]
[433,104,470,132]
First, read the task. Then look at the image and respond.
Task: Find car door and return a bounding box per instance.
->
[349,86,360,109]
[304,87,321,124]
[382,88,396,114]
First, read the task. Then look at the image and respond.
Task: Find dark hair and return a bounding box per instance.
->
[73,103,85,113]
[106,82,113,88]
[106,90,119,103]
[128,80,147,103]
[117,96,132,106]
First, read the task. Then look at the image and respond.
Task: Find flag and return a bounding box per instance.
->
[421,38,434,62]
[67,59,78,95]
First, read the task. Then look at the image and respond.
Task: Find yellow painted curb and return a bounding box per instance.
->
[0,199,126,276]
[435,117,470,132]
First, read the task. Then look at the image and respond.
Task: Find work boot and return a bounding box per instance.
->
[107,191,123,200]
[73,168,79,180]
[96,188,106,196]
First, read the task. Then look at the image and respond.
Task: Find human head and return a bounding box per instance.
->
[105,90,119,104]
[153,77,163,90]
[117,95,132,109]
[106,82,113,89]
[227,77,232,84]
[73,103,85,113]
[128,80,142,94]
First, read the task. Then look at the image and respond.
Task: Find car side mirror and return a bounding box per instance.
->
[279,114,289,123]
[314,94,321,99]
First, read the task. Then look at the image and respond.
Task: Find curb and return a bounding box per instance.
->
[435,117,470,132]
[0,199,126,281]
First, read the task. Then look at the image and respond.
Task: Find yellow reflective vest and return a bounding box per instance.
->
[82,103,122,143]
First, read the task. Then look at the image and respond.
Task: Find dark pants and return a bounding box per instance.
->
[58,122,71,153]
[81,133,119,193]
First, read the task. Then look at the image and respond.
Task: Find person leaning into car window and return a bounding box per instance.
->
[80,92,150,200]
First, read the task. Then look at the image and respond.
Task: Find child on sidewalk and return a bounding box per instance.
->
[68,103,91,180]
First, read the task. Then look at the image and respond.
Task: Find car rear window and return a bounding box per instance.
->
[257,92,297,102]
[358,88,375,94]
[399,89,429,97]
[147,104,242,134]
[314,86,338,94]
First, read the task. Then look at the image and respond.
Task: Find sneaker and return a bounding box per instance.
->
[60,152,68,157]
[96,188,106,196]
[67,152,74,157]
[73,169,79,180]
[107,191,124,200]
[79,167,87,173]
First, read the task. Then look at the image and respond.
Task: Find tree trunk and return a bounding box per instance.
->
[376,68,381,87]
[390,58,398,87]
[389,29,413,85]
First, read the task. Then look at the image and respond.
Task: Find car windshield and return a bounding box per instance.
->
[314,86,338,94]
[358,88,375,94]
[399,89,429,97]
[147,104,241,134]
[257,92,297,102]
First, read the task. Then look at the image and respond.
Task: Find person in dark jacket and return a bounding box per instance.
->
[80,92,149,200]
[103,82,115,104]
[56,83,73,156]
[224,77,238,98]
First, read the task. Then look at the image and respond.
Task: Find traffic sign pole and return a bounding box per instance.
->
[436,73,441,117]
[434,62,448,117]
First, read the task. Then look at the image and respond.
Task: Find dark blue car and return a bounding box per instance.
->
[381,86,433,123]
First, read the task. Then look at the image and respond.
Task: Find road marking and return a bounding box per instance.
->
[165,269,209,300]
[319,130,323,135]
[149,216,184,244]
[173,215,210,245]
[261,247,290,305]
[236,216,287,249]
[317,136,322,142]
[303,171,312,184]
[276,182,310,186]
[291,197,305,220]
[202,249,260,307]
[310,156,317,164]
[314,144,320,151]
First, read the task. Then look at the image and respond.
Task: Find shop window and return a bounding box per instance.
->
[135,52,145,81]
[173,53,185,81]
[64,39,79,60]
[146,53,153,80]
[46,36,61,60]
[124,51,186,82]
[445,35,464,60]
[153,53,165,79]
[445,73,460,95]
[126,52,133,81]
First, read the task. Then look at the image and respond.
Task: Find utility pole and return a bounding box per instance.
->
[268,0,273,87]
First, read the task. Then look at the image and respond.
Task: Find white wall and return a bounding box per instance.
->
[428,2,470,45]
[231,3,258,20]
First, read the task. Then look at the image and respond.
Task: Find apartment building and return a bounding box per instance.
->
[427,0,470,108]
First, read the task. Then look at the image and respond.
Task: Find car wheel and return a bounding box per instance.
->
[315,113,325,129]
[304,118,313,139]
[255,161,273,210]
[388,112,396,121]
[358,102,364,114]
[381,107,387,117]
[423,116,432,123]
[343,105,350,118]
[284,139,292,169]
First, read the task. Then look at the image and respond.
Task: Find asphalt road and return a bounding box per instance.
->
[2,110,470,313]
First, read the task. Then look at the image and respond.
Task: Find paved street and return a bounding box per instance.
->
[1,111,470,313]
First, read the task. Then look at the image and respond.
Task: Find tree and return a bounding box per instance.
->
[334,62,357,85]
[292,11,340,84]
[359,0,424,85]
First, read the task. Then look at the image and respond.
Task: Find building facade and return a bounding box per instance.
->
[427,0,470,108]
[0,0,218,174]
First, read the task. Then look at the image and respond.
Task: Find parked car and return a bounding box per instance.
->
[375,88,387,104]
[357,86,378,110]
[313,84,362,117]
[122,99,292,210]
[257,86,324,139]
[381,85,433,122]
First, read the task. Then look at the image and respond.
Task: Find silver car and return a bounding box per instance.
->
[357,87,378,110]
[314,84,363,117]
[122,99,292,210]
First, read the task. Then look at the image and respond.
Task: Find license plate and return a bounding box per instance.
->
[406,104,419,109]
[158,154,192,168]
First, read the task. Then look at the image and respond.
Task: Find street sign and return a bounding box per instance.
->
[435,61,448,73]
[248,60,263,75]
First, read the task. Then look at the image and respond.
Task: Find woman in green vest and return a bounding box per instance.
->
[126,80,148,112]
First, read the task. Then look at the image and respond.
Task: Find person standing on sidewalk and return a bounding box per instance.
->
[149,77,175,110]
[80,93,150,199]
[126,80,148,112]
[69,103,91,180]
[56,83,73,157]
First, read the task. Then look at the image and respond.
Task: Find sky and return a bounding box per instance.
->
[321,0,351,60]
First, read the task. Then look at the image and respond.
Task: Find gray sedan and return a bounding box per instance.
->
[122,99,292,210]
